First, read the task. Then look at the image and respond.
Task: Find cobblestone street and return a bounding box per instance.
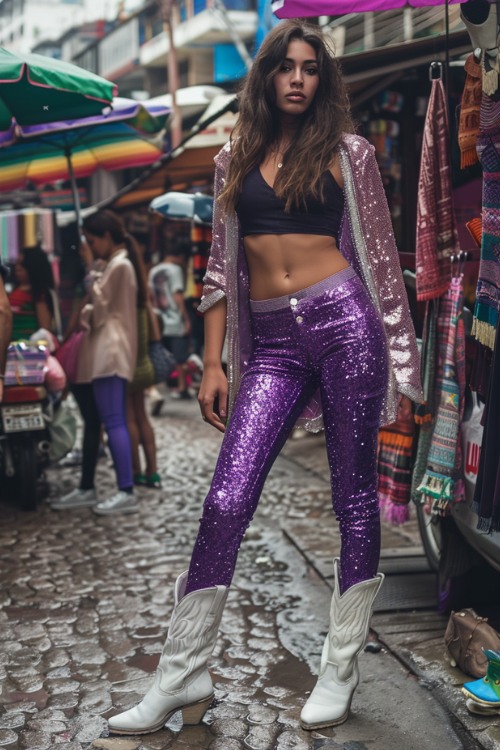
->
[0,395,492,750]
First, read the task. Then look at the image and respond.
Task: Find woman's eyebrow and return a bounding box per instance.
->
[283,57,318,64]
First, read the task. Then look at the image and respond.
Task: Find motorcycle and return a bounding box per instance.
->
[0,341,55,511]
[0,382,52,511]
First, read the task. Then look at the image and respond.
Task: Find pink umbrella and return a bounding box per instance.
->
[272,0,463,15]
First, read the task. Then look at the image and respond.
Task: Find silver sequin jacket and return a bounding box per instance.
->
[199,133,423,431]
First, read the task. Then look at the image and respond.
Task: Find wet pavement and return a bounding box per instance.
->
[0,395,496,749]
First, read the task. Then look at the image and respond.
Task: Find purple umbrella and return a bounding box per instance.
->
[272,0,463,15]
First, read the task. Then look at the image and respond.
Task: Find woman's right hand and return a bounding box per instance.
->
[198,363,228,433]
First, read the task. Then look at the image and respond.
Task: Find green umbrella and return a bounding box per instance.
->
[0,48,117,129]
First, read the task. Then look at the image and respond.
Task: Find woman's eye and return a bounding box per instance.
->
[306,67,318,76]
[280,64,292,72]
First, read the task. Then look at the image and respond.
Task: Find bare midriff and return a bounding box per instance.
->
[244,233,349,301]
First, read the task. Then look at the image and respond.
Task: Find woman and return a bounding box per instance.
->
[9,245,54,340]
[107,21,422,735]
[128,257,161,490]
[70,211,139,516]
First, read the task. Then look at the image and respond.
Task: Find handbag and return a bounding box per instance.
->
[444,608,500,678]
[48,405,78,463]
[55,331,84,384]
[148,340,176,385]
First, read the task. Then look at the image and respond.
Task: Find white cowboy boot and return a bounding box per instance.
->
[108,571,228,735]
[300,559,384,730]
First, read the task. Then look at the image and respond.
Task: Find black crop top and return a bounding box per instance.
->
[235,166,344,239]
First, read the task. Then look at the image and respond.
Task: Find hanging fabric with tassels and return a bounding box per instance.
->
[458,53,482,170]
[416,275,466,515]
[415,67,460,302]
[377,403,416,526]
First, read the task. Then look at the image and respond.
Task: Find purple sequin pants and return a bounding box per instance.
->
[186,267,388,595]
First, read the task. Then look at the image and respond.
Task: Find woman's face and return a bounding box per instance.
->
[84,230,113,260]
[273,39,320,118]
[14,253,29,285]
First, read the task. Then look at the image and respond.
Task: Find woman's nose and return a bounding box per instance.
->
[291,68,303,85]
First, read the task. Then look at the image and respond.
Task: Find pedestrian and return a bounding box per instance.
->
[149,248,192,405]
[54,210,139,515]
[127,249,162,491]
[106,20,422,735]
[0,262,13,403]
[8,245,55,340]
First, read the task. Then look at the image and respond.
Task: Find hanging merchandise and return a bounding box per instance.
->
[0,208,56,263]
[416,273,467,514]
[416,65,460,302]
[411,303,438,501]
[472,315,500,532]
[460,0,500,97]
[457,53,482,169]
[377,402,416,525]
[461,390,484,498]
[472,95,500,352]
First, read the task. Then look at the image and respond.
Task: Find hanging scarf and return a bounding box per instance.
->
[416,275,466,514]
[472,94,500,351]
[411,302,438,505]
[377,407,415,526]
[416,78,460,302]
[458,54,482,169]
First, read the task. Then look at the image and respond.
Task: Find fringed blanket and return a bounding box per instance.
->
[378,414,415,526]
[473,95,500,351]
[416,276,466,514]
[416,78,460,302]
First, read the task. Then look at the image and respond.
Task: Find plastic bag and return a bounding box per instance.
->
[48,405,77,463]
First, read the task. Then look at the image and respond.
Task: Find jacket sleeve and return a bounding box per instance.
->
[356,139,423,404]
[198,147,230,313]
[85,261,137,330]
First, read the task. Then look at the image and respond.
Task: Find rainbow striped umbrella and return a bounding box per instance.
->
[0,97,171,224]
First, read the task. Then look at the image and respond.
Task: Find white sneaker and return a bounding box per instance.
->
[92,490,139,516]
[51,488,98,509]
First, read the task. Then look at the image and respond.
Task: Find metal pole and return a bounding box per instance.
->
[160,0,183,149]
[64,146,82,230]
[212,0,253,70]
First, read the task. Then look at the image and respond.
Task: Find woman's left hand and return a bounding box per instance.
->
[397,394,413,421]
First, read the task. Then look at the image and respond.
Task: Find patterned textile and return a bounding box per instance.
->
[416,79,460,302]
[458,54,482,169]
[377,413,415,526]
[412,302,438,502]
[472,95,500,351]
[416,276,466,514]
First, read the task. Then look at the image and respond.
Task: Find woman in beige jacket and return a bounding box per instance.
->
[76,210,139,515]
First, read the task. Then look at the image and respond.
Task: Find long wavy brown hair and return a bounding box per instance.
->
[219,20,354,213]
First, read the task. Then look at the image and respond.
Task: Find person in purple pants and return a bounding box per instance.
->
[106,20,422,736]
[56,211,146,515]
